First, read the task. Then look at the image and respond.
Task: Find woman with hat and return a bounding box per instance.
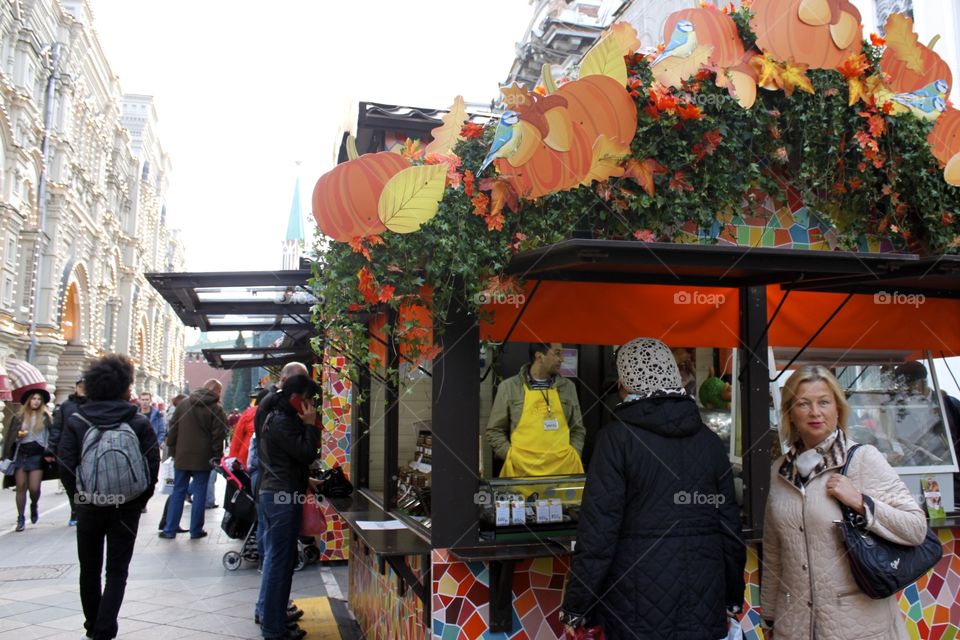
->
[559,337,745,639]
[2,387,53,531]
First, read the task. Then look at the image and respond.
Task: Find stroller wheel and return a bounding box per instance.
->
[294,549,307,572]
[223,551,243,571]
[304,544,320,564]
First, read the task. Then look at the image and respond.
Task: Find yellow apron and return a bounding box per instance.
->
[501,386,584,478]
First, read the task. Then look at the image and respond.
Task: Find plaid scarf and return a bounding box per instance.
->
[778,429,848,490]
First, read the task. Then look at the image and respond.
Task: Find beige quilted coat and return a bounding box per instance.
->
[760,440,927,640]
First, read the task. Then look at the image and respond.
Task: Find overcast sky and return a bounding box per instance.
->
[90,0,535,272]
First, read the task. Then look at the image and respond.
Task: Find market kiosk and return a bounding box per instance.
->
[328,241,960,640]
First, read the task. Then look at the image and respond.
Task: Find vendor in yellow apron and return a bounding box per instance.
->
[501,386,584,478]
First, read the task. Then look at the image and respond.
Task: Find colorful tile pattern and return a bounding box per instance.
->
[675,190,900,253]
[349,536,427,640]
[318,349,353,562]
[373,530,956,640]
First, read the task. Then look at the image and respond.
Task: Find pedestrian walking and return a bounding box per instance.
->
[760,365,928,640]
[3,388,55,531]
[57,353,160,640]
[160,379,227,539]
[48,377,87,525]
[559,337,745,639]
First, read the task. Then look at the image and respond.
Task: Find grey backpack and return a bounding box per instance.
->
[75,415,150,506]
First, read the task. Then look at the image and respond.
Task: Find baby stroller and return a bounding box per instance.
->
[216,457,320,571]
[217,457,259,571]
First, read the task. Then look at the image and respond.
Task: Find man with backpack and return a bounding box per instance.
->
[57,354,160,640]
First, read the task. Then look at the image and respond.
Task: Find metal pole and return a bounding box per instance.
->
[26,42,61,364]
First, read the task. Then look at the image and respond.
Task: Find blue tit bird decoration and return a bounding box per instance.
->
[892,79,949,117]
[478,110,521,174]
[651,19,697,68]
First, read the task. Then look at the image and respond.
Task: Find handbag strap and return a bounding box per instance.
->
[839,443,863,477]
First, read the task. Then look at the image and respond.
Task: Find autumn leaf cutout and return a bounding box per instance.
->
[424,96,468,156]
[378,164,447,233]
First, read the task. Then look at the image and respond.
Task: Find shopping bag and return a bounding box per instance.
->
[158,457,175,495]
[299,492,327,536]
[723,618,743,640]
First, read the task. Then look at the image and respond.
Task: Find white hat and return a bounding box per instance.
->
[616,338,685,398]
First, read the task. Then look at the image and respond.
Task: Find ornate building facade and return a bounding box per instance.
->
[0,0,186,403]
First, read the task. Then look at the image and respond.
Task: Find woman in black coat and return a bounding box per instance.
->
[559,338,746,640]
[2,388,54,531]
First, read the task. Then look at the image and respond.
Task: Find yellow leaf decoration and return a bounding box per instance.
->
[542,107,572,152]
[424,96,467,156]
[580,34,628,86]
[581,135,630,186]
[378,164,447,233]
[885,13,924,73]
[505,120,543,167]
[751,54,784,91]
[541,63,558,94]
[605,22,642,56]
[652,45,713,89]
[781,62,815,96]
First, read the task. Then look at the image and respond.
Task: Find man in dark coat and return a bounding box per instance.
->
[57,354,159,640]
[49,376,86,525]
[160,379,227,539]
[560,338,745,640]
[254,374,320,640]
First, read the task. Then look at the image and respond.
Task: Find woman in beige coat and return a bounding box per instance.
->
[760,365,928,640]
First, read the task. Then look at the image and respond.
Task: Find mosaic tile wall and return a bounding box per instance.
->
[675,189,899,253]
[419,532,959,640]
[318,351,353,561]
[348,536,427,640]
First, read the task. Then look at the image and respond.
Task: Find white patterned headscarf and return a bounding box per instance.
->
[616,338,687,399]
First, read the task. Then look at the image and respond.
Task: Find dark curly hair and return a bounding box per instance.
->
[83,353,135,401]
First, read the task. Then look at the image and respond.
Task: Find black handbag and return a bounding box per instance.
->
[836,445,944,599]
[317,465,353,498]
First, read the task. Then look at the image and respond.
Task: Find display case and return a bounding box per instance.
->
[771,349,959,509]
[476,474,586,541]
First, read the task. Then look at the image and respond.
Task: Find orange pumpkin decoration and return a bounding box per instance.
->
[929,108,960,164]
[881,36,954,94]
[663,6,745,68]
[751,0,862,69]
[556,75,637,147]
[312,152,411,242]
[495,121,593,198]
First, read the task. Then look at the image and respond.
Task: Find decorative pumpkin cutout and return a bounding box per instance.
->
[929,108,960,185]
[880,15,954,94]
[662,6,746,68]
[555,75,638,148]
[313,151,411,241]
[495,121,592,198]
[751,0,862,70]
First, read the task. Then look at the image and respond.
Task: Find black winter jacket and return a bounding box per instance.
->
[561,396,745,640]
[57,401,161,511]
[257,396,320,497]
[48,393,86,456]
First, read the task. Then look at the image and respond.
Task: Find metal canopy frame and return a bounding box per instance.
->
[145,269,318,369]
[782,254,960,298]
[505,239,921,287]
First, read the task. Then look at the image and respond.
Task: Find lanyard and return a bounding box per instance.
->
[539,389,553,417]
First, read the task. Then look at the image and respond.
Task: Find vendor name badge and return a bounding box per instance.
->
[543,418,559,431]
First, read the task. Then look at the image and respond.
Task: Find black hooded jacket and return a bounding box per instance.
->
[47,393,86,457]
[561,396,745,640]
[57,400,160,511]
[257,395,320,496]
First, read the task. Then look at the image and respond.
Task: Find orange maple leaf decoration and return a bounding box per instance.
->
[669,170,694,192]
[357,266,379,305]
[623,158,668,196]
[480,178,520,218]
[692,129,723,163]
[838,53,870,79]
[461,123,485,139]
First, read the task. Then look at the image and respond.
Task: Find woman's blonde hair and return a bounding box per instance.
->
[17,391,50,434]
[780,365,849,445]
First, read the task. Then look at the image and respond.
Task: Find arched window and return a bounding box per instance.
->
[63,282,80,344]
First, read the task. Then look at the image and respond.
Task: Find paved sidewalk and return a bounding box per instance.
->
[0,478,353,639]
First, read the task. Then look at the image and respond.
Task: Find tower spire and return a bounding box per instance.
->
[282,175,305,269]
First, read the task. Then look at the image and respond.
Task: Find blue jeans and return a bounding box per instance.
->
[163,469,209,537]
[255,492,301,639]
